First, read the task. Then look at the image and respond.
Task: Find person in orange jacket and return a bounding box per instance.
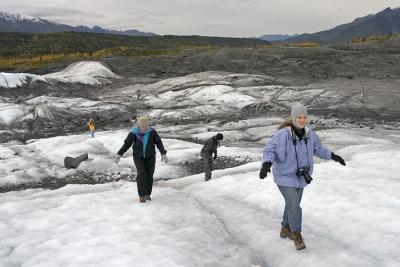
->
[87,118,95,138]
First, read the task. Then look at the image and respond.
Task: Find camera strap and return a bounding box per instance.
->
[290,128,311,172]
[291,129,301,171]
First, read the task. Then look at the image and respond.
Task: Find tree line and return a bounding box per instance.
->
[0,32,269,58]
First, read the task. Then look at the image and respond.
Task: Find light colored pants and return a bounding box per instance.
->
[277,185,304,232]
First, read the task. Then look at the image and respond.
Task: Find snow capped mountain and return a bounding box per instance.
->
[0,11,47,23]
[0,11,156,36]
[0,11,70,33]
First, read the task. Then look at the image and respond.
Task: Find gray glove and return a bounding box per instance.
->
[114,154,122,163]
[161,154,169,163]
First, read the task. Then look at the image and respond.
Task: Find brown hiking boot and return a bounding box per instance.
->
[145,195,151,201]
[290,231,306,250]
[139,197,146,203]
[280,225,291,238]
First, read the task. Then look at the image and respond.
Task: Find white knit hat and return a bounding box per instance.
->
[291,103,307,122]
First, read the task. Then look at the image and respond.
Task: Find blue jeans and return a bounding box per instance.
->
[90,131,95,138]
[277,185,304,232]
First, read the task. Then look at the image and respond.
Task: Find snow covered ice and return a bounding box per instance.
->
[40,61,120,85]
[0,61,119,89]
[0,73,38,89]
[1,126,400,266]
[1,63,400,266]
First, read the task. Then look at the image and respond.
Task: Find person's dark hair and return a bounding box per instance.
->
[216,133,224,140]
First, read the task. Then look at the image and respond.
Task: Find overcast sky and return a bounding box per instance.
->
[1,0,400,37]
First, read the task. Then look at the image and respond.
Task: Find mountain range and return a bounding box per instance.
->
[1,8,400,43]
[258,34,299,42]
[0,11,156,36]
[281,7,400,43]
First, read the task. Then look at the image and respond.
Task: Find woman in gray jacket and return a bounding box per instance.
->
[259,104,346,250]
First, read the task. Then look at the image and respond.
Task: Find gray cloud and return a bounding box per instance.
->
[28,7,94,19]
[1,0,400,36]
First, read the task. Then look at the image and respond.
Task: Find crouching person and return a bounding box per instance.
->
[259,104,346,250]
[200,133,223,181]
[115,115,168,203]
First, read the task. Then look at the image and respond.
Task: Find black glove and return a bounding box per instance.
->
[259,162,272,179]
[331,152,346,166]
[213,154,217,160]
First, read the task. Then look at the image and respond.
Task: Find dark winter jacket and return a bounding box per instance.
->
[201,136,219,160]
[117,127,167,158]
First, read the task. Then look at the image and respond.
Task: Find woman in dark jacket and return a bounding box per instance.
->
[115,116,168,203]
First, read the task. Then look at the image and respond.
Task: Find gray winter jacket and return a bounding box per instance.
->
[201,136,218,160]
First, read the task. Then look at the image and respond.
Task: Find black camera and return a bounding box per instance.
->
[296,166,313,184]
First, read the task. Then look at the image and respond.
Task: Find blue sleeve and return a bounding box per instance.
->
[263,129,288,163]
[312,131,331,160]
